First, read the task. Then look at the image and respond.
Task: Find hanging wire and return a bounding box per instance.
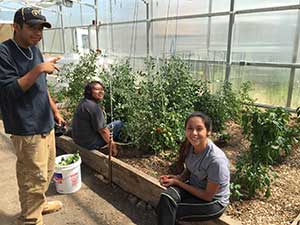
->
[169,0,179,55]
[133,2,139,69]
[129,0,139,69]
[109,69,113,123]
[109,0,115,53]
[49,5,61,53]
[162,0,171,59]
[205,0,213,81]
[173,0,179,55]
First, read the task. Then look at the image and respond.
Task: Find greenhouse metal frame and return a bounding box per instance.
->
[1,0,300,110]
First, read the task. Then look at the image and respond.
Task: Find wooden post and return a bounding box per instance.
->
[108,128,113,186]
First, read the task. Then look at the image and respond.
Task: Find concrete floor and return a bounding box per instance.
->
[0,121,156,225]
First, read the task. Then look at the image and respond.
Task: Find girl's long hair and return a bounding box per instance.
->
[176,138,191,173]
[176,112,212,173]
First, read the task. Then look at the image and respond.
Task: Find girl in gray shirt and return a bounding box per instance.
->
[156,112,230,225]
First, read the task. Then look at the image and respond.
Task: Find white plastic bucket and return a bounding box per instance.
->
[54,154,82,194]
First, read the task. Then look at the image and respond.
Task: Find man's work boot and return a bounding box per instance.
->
[42,200,63,215]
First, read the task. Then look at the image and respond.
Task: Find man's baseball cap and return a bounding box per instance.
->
[14,7,51,28]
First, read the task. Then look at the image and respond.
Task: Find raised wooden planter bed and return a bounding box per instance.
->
[56,135,242,225]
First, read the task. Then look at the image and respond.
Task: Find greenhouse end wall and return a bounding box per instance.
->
[42,1,300,109]
[1,0,299,109]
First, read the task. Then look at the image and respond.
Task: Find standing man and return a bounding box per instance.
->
[0,7,65,225]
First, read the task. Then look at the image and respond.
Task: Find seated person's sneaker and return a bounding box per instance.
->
[42,200,63,215]
[100,144,109,150]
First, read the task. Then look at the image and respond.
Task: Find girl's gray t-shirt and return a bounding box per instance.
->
[185,139,230,206]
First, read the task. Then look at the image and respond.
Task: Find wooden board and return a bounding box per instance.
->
[56,135,242,225]
[178,215,242,225]
[56,135,163,206]
[292,213,300,225]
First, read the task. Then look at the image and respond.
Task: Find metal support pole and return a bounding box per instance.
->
[94,0,99,50]
[80,3,83,26]
[87,25,92,50]
[108,129,113,186]
[286,6,300,107]
[225,0,235,81]
[72,27,76,51]
[59,4,66,53]
[41,34,45,52]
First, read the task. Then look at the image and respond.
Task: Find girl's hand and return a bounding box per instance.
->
[159,175,168,185]
[159,175,179,187]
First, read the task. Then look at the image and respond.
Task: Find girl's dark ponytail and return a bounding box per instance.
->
[176,138,190,173]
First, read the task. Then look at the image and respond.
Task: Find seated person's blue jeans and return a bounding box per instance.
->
[86,120,123,150]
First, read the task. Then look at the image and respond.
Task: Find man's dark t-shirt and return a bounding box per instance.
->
[0,39,54,135]
[72,98,106,148]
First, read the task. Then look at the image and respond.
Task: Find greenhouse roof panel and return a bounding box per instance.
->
[0,1,84,9]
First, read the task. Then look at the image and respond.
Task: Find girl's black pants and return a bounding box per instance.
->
[156,186,226,225]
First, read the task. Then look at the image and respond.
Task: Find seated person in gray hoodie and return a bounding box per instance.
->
[72,81,122,156]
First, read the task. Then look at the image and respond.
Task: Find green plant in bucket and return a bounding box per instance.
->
[58,152,80,166]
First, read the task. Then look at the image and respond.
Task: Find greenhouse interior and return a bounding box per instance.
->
[0,0,300,110]
[1,1,300,225]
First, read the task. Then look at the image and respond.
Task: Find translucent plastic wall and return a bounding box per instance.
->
[98,23,147,57]
[230,9,299,108]
[1,0,299,109]
[42,29,64,53]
